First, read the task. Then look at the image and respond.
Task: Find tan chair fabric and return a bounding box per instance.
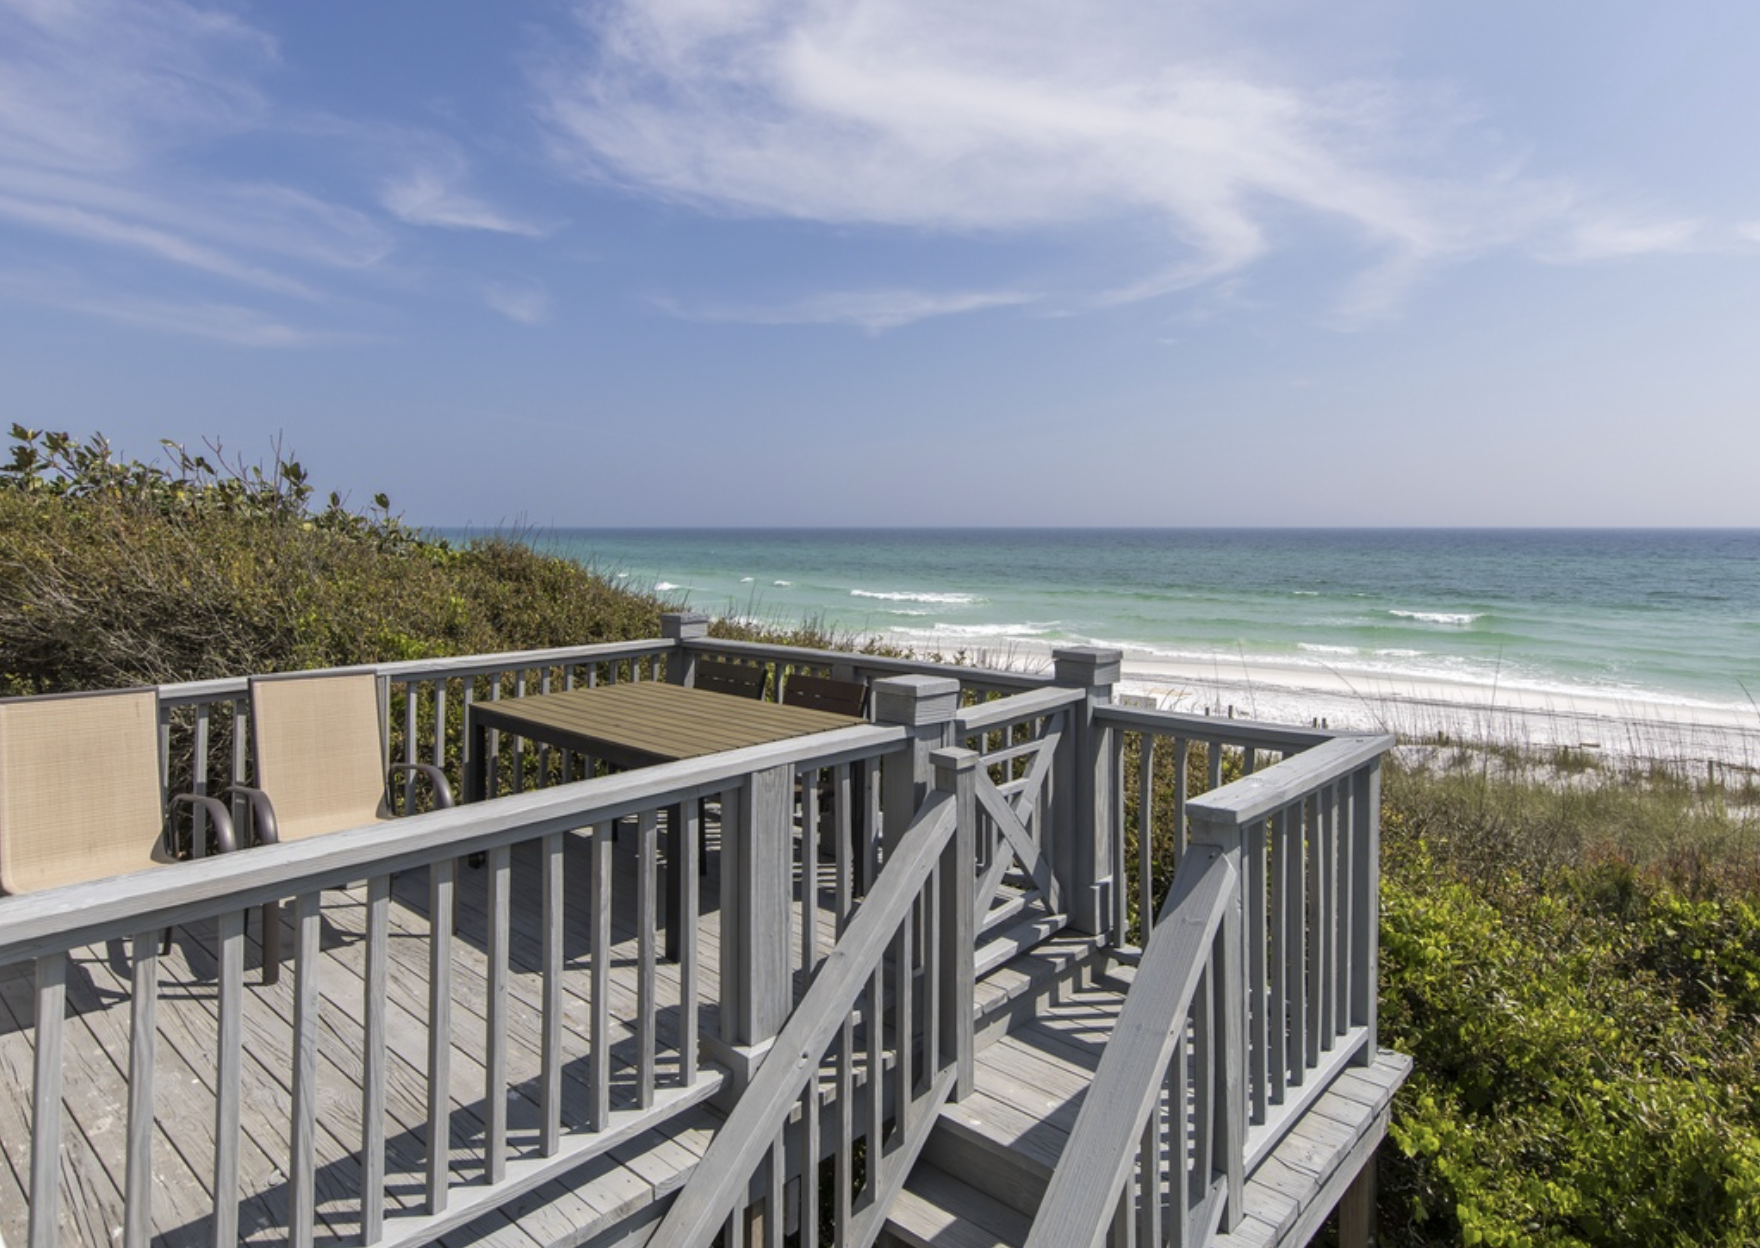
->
[249,672,391,843]
[0,688,171,894]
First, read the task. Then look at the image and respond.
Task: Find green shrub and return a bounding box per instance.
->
[1378,761,1760,1247]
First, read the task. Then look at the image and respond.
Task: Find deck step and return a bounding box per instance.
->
[881,972,1125,1244]
[974,910,1069,979]
[972,925,1109,1049]
[881,1162,1034,1248]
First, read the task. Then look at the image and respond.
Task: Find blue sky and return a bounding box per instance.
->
[3,0,1757,528]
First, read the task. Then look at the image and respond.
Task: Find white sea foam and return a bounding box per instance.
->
[739,576,754,583]
[1298,643,1357,656]
[851,589,981,605]
[654,581,681,592]
[890,622,1052,639]
[1389,609,1482,626]
[773,580,793,587]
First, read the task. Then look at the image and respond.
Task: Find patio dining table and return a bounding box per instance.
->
[462,679,864,958]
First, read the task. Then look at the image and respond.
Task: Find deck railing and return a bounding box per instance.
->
[1024,723,1392,1248]
[1,625,1393,1248]
[0,690,907,1248]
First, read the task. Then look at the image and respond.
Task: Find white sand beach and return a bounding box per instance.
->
[938,639,1760,772]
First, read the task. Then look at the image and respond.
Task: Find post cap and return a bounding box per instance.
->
[871,674,962,726]
[661,612,711,640]
[1053,646,1123,687]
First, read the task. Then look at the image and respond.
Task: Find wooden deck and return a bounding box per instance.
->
[0,629,1409,1248]
[0,822,1090,1248]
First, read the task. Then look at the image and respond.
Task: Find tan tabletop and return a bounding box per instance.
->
[466,680,862,783]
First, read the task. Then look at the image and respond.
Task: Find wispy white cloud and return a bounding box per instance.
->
[381,150,552,237]
[1542,215,1702,262]
[531,0,1502,311]
[0,0,536,339]
[0,0,393,308]
[531,0,1737,318]
[0,266,330,346]
[485,279,552,325]
[661,286,1033,332]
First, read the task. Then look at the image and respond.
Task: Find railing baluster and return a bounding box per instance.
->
[591,821,612,1130]
[542,831,564,1151]
[361,878,388,1244]
[637,809,658,1109]
[1192,960,1214,1199]
[1138,733,1155,944]
[1248,815,1268,1124]
[124,934,157,1248]
[767,1132,784,1248]
[486,844,511,1180]
[1136,1073,1161,1248]
[431,679,448,791]
[192,704,211,856]
[403,682,419,812]
[291,891,321,1245]
[681,799,700,1087]
[1173,737,1189,863]
[802,1078,821,1248]
[1307,793,1326,1064]
[865,964,883,1195]
[1286,804,1307,1086]
[537,668,553,784]
[1269,808,1289,1105]
[427,859,455,1213]
[213,909,244,1248]
[802,766,819,975]
[512,671,527,793]
[1171,1018,1189,1248]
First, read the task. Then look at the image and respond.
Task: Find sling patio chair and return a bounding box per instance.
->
[0,686,238,958]
[236,669,454,982]
[783,673,870,867]
[781,673,869,718]
[691,656,769,700]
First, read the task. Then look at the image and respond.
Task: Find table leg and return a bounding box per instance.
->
[464,717,486,802]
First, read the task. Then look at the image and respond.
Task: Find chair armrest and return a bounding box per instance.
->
[388,763,455,812]
[221,784,280,847]
[170,793,239,855]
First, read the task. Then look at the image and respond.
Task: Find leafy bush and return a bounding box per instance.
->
[0,427,682,693]
[1377,761,1760,1247]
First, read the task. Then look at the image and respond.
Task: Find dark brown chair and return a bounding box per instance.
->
[693,657,769,699]
[782,674,868,717]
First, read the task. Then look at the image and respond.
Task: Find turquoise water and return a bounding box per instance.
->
[452,529,1760,712]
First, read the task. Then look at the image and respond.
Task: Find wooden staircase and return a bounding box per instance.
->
[883,959,1410,1248]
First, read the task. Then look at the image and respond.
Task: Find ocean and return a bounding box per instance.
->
[456,528,1760,716]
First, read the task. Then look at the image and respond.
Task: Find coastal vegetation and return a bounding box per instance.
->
[5,429,1758,1245]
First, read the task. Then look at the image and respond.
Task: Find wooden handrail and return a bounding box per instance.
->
[650,775,970,1248]
[1023,846,1239,1248]
[0,721,905,966]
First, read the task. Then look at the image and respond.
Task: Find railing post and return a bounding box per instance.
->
[1189,805,1249,1230]
[933,747,978,1100]
[662,612,709,686]
[1052,646,1122,938]
[709,761,797,1098]
[873,676,960,860]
